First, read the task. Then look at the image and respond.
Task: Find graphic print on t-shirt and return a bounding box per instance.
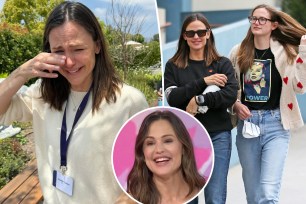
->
[243,59,271,102]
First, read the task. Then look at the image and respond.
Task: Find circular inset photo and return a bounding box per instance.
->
[112,107,214,204]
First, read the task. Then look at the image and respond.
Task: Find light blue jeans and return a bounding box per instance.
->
[204,130,232,204]
[236,108,290,204]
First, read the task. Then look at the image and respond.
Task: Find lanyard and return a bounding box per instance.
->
[60,87,91,173]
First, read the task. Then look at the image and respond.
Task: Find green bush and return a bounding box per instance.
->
[119,68,162,106]
[0,24,42,75]
[0,138,30,188]
[132,41,161,69]
[0,73,8,78]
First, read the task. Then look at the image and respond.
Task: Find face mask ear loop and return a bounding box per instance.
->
[248,117,253,135]
[252,120,256,135]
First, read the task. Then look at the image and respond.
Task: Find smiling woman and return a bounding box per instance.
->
[112,107,213,204]
[0,1,148,203]
[128,109,206,204]
[164,13,238,204]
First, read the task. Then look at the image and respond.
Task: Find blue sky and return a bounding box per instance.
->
[0,0,4,11]
[0,0,159,39]
[78,0,159,39]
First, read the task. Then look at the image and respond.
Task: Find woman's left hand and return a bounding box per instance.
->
[300,35,306,45]
[186,97,198,116]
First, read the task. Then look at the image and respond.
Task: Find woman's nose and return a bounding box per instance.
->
[154,142,165,153]
[64,53,76,68]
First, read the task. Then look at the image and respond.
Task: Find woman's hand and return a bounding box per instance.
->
[300,35,306,45]
[0,52,65,114]
[233,101,251,120]
[186,97,198,116]
[204,74,228,87]
[17,52,66,82]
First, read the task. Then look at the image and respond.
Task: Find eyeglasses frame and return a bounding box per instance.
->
[248,16,272,25]
[184,29,210,38]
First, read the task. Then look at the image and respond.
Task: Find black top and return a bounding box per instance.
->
[240,48,282,110]
[164,57,238,133]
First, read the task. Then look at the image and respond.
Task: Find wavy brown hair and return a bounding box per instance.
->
[40,1,122,112]
[127,110,205,204]
[237,4,306,73]
[169,13,221,68]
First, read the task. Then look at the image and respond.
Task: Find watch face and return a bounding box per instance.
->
[197,95,205,105]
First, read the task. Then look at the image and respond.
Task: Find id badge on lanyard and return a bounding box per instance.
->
[52,86,91,196]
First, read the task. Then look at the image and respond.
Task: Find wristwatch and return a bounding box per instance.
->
[195,95,205,106]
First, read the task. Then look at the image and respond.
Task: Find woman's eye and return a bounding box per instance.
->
[54,50,64,54]
[145,141,154,146]
[164,139,173,143]
[75,49,84,52]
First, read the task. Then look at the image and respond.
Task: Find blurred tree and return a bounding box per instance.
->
[282,0,306,28]
[0,23,42,76]
[0,0,64,33]
[132,33,145,43]
[132,40,161,69]
[152,33,159,42]
[107,0,146,79]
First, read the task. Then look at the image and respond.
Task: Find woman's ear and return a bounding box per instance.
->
[206,29,211,40]
[95,42,101,54]
[271,21,278,30]
[183,33,187,41]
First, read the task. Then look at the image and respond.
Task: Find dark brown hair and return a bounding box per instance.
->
[237,4,306,73]
[41,1,122,112]
[169,13,221,68]
[127,110,205,204]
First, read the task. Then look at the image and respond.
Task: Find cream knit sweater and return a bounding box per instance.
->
[229,38,306,130]
[0,81,148,203]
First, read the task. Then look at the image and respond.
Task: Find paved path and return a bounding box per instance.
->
[227,125,306,204]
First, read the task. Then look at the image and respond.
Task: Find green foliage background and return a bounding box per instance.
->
[0,23,42,74]
[282,0,306,28]
[0,138,30,188]
[1,0,64,33]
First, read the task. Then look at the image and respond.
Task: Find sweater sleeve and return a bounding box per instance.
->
[164,61,207,107]
[228,45,242,114]
[0,81,38,125]
[293,45,306,94]
[203,57,238,108]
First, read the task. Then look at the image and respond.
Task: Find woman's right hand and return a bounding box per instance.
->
[204,74,227,87]
[0,53,66,115]
[233,101,251,120]
[17,52,66,82]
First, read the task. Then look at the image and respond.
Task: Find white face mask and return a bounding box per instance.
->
[242,120,260,138]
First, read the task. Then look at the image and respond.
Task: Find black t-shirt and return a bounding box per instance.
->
[240,48,282,110]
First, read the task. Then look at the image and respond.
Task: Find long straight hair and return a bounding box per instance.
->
[169,13,221,68]
[127,110,205,204]
[41,1,122,112]
[237,4,306,73]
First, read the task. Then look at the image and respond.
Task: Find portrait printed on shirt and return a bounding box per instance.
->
[243,59,272,102]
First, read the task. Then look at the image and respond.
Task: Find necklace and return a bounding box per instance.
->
[70,96,79,112]
[70,92,81,112]
[70,91,87,112]
[255,48,269,60]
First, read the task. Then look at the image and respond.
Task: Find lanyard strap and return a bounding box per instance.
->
[60,87,91,173]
